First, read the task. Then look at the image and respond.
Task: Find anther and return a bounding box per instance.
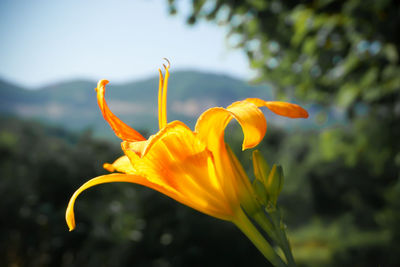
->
[163,58,171,68]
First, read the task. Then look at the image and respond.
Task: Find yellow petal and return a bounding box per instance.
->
[121,140,148,158]
[246,98,309,118]
[195,100,267,151]
[96,80,146,141]
[66,173,184,231]
[103,155,136,174]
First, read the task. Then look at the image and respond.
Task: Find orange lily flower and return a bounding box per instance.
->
[65,60,308,265]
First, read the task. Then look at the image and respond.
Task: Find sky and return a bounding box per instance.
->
[0,0,252,89]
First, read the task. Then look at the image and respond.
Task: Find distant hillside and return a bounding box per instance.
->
[0,71,276,139]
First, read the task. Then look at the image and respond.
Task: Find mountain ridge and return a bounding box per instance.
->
[0,70,276,138]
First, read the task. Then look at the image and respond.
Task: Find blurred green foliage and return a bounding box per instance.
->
[0,116,271,267]
[1,112,399,266]
[169,0,399,107]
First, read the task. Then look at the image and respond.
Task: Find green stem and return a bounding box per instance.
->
[252,209,296,266]
[252,211,280,243]
[234,209,287,267]
[270,210,296,267]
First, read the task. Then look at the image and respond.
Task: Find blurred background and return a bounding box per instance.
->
[1,0,399,266]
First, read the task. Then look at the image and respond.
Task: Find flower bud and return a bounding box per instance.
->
[252,179,268,206]
[252,150,270,183]
[266,164,284,206]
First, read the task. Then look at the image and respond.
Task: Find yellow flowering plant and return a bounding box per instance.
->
[66,60,308,267]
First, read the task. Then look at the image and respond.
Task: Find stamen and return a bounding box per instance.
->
[160,63,170,128]
[157,58,171,129]
[158,69,164,130]
[163,58,171,68]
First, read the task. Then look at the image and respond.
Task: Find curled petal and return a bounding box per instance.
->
[195,100,267,151]
[96,80,146,141]
[246,98,309,118]
[66,173,184,231]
